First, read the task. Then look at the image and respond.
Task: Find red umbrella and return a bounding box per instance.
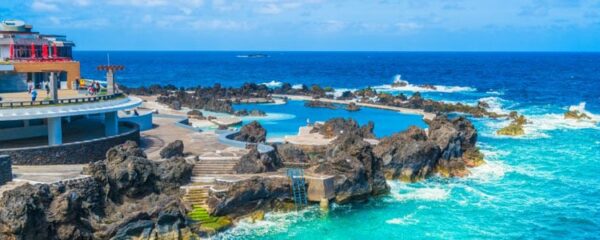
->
[52,43,57,58]
[30,43,36,59]
[9,42,13,59]
[42,43,48,59]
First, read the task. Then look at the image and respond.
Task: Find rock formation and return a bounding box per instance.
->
[374,115,484,180]
[497,111,527,136]
[234,146,281,174]
[187,109,205,120]
[346,102,360,111]
[0,141,196,240]
[564,109,592,120]
[310,118,375,139]
[233,121,267,143]
[207,177,292,217]
[159,140,184,159]
[304,100,337,109]
[312,130,389,203]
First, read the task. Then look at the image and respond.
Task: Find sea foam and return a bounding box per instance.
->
[373,74,476,93]
[387,181,451,202]
[260,80,283,88]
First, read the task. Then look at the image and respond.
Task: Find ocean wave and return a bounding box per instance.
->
[330,88,357,98]
[387,181,450,202]
[373,74,476,93]
[477,96,513,115]
[260,80,283,88]
[485,90,504,95]
[467,158,507,183]
[292,84,303,89]
[481,102,599,139]
[213,208,318,239]
[385,213,419,225]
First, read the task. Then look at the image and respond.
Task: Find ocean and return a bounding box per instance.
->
[77,51,600,239]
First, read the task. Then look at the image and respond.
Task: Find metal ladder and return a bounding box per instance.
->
[287,168,308,209]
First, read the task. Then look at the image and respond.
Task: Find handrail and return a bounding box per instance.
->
[0,92,124,109]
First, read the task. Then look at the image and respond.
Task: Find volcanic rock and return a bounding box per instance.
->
[159,140,184,159]
[234,121,267,143]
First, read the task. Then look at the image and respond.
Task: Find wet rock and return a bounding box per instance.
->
[234,121,267,143]
[428,116,479,177]
[497,111,527,136]
[170,100,182,110]
[207,176,292,217]
[160,140,184,159]
[564,109,591,120]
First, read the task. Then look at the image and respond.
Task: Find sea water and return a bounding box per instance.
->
[77,52,600,239]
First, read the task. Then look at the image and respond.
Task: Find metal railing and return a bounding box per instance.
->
[0,92,124,109]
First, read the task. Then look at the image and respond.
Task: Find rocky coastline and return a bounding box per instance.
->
[0,82,493,238]
[123,82,504,118]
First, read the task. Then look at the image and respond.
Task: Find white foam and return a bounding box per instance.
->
[260,80,283,88]
[478,96,513,115]
[373,74,476,93]
[213,208,316,239]
[331,88,357,98]
[486,90,504,95]
[467,159,507,183]
[385,213,419,225]
[483,103,599,139]
[387,181,450,202]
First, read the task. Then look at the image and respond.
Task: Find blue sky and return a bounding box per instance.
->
[2,0,600,51]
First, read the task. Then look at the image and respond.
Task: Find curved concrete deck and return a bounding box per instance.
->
[0,96,142,121]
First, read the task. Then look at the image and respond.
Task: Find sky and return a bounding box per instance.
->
[1,0,600,51]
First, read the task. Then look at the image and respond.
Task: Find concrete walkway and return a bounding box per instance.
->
[273,94,436,120]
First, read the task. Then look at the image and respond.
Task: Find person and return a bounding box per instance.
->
[31,89,37,102]
[44,81,50,95]
[27,80,33,93]
[79,78,85,89]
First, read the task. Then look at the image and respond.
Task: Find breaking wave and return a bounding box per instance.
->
[373,74,476,93]
[387,181,451,202]
[260,80,283,88]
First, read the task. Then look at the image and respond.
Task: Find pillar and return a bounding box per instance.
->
[48,117,62,146]
[107,69,114,95]
[105,111,118,136]
[49,72,58,103]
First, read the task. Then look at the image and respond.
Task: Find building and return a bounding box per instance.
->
[0,20,79,92]
[0,19,144,165]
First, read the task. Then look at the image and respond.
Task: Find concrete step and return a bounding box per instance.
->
[194,170,236,175]
[193,165,236,170]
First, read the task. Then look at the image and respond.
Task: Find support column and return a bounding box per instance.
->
[49,72,58,103]
[48,117,62,146]
[107,69,114,95]
[105,111,118,136]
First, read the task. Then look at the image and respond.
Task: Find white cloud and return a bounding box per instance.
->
[32,0,59,12]
[254,0,322,15]
[190,19,252,31]
[395,22,422,31]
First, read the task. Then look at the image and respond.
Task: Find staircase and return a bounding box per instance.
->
[287,168,308,209]
[183,187,210,209]
[192,157,238,176]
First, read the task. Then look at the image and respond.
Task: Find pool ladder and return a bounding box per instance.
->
[287,168,308,209]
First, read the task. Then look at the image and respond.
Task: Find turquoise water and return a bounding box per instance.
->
[233,100,427,139]
[220,91,600,240]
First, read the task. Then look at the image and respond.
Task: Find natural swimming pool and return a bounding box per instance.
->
[233,100,428,140]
